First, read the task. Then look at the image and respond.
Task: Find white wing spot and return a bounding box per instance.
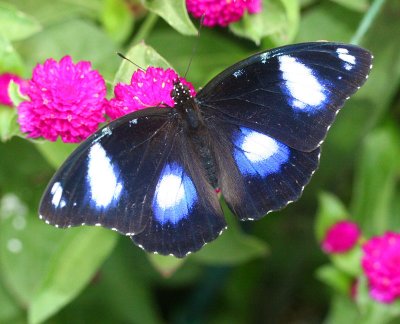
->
[278,55,326,109]
[87,143,123,208]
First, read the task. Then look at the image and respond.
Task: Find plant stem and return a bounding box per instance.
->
[131,12,158,45]
[351,0,386,45]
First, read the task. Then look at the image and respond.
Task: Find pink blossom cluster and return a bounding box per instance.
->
[322,220,400,304]
[107,67,195,120]
[18,56,108,143]
[12,56,195,143]
[321,220,361,254]
[362,232,400,303]
[186,0,262,27]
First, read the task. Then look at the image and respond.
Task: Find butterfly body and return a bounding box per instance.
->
[39,42,372,257]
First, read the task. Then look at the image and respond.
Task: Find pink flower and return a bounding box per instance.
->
[321,220,361,254]
[18,56,107,143]
[107,67,196,120]
[186,0,262,27]
[0,73,27,107]
[362,232,400,303]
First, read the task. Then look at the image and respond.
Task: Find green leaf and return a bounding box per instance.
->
[1,0,101,26]
[0,105,22,142]
[357,276,400,324]
[315,192,349,242]
[0,36,24,74]
[0,2,41,41]
[0,267,24,323]
[316,264,352,295]
[142,0,197,36]
[324,294,360,324]
[295,1,361,42]
[8,80,28,107]
[34,140,78,169]
[330,0,369,12]
[263,0,300,46]
[28,227,118,324]
[229,0,286,45]
[193,202,268,265]
[147,27,248,87]
[100,0,134,44]
[147,254,185,277]
[330,247,362,277]
[350,126,400,236]
[16,19,119,81]
[114,42,172,85]
[0,194,61,306]
[69,244,163,324]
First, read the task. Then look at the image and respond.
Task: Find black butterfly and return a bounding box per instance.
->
[39,42,372,257]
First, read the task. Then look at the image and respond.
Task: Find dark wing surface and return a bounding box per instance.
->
[197,42,372,152]
[208,122,320,220]
[39,108,225,257]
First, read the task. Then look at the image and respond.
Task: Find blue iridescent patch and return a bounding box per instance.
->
[234,127,290,178]
[152,163,197,225]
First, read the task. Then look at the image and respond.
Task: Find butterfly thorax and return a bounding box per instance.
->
[172,81,202,131]
[172,81,218,187]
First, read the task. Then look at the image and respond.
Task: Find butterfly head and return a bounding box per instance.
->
[171,81,193,107]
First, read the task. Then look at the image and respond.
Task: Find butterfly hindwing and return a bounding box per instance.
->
[208,121,320,220]
[131,132,226,257]
[39,108,226,257]
[197,42,372,152]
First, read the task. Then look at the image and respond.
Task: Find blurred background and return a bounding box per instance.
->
[0,0,399,323]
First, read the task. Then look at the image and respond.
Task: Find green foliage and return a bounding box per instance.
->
[230,0,290,45]
[100,0,134,44]
[0,0,399,323]
[0,2,41,41]
[142,0,197,36]
[351,126,400,235]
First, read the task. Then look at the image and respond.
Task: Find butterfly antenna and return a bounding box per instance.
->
[184,15,205,79]
[116,52,145,72]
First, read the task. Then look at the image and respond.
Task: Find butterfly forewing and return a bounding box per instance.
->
[39,108,173,234]
[197,42,372,151]
[39,108,226,257]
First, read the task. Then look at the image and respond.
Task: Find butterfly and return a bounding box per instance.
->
[39,42,372,257]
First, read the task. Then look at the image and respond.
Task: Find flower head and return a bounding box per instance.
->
[107,66,196,120]
[0,73,27,107]
[186,0,262,27]
[18,56,107,143]
[362,232,400,303]
[321,220,361,254]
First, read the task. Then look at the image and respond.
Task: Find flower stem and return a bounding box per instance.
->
[131,12,158,45]
[351,0,386,45]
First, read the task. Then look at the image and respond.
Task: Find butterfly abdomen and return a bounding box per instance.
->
[187,126,219,189]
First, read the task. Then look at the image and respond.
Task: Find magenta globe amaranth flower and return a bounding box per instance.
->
[321,220,361,254]
[362,232,400,303]
[18,56,107,143]
[186,0,262,27]
[107,67,196,120]
[0,73,27,107]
